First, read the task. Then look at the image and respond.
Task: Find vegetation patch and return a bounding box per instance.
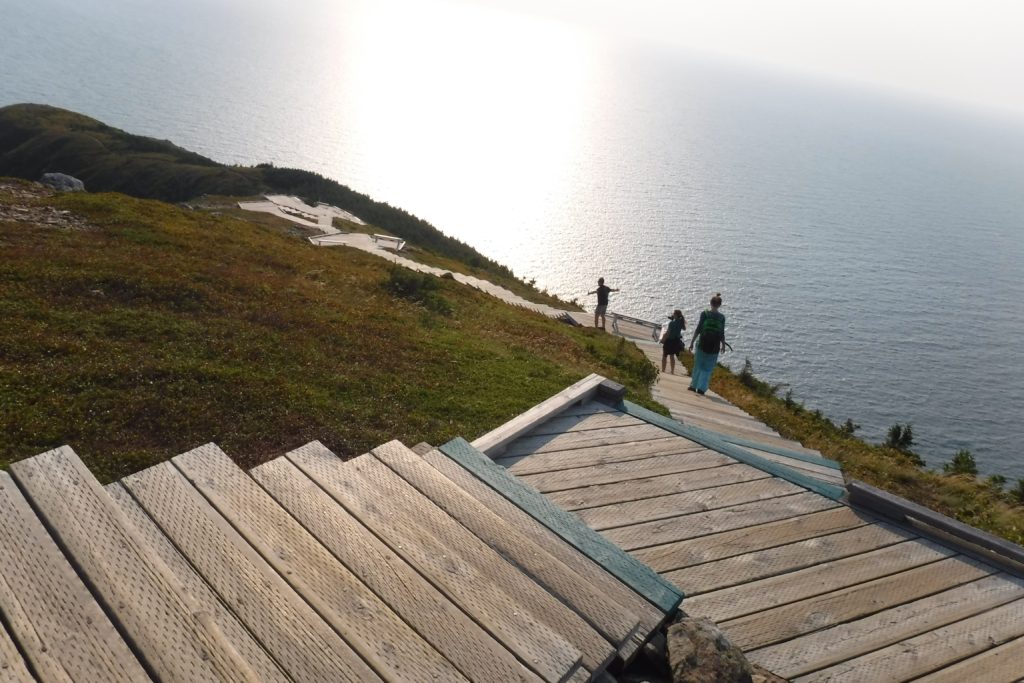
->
[0,182,657,482]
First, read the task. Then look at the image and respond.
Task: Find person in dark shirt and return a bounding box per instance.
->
[587,277,619,330]
[661,309,686,374]
[688,292,726,395]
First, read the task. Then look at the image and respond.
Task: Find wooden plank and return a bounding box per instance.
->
[653,400,780,436]
[620,401,847,500]
[121,461,383,683]
[285,444,586,682]
[173,444,467,683]
[633,506,870,573]
[717,434,835,465]
[587,476,803,533]
[749,572,1024,679]
[106,484,288,683]
[796,597,1024,682]
[370,440,640,652]
[418,448,666,657]
[499,424,674,460]
[9,447,250,682]
[683,538,953,623]
[724,554,993,650]
[604,491,840,551]
[0,618,34,683]
[525,412,646,437]
[915,633,1024,683]
[438,437,683,614]
[0,472,147,682]
[549,463,770,512]
[472,373,605,456]
[497,437,694,475]
[669,521,914,597]
[519,450,735,493]
[250,456,540,683]
[743,448,844,481]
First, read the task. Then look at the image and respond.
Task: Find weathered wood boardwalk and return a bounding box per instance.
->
[1,438,678,682]
[482,363,1024,682]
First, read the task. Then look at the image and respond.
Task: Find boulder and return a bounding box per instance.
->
[39,173,85,192]
[667,617,755,683]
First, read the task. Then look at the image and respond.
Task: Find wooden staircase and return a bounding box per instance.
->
[1,436,679,682]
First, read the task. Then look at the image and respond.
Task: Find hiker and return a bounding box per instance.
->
[660,309,686,374]
[587,277,619,330]
[688,293,726,395]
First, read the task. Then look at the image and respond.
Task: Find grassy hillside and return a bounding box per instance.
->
[0,179,657,481]
[0,103,549,298]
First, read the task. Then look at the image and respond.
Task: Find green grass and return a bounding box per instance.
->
[0,181,657,481]
[683,354,1024,545]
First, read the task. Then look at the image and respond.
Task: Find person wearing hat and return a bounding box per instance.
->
[660,309,686,374]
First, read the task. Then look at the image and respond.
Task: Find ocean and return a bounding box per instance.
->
[3,0,1023,478]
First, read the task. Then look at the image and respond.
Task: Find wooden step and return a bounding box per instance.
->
[370,440,641,664]
[105,483,289,682]
[171,443,467,682]
[9,447,262,682]
[0,618,33,683]
[250,452,540,683]
[284,441,586,683]
[418,447,666,652]
[0,471,148,682]
[119,458,383,683]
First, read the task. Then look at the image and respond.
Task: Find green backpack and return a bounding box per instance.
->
[699,311,725,353]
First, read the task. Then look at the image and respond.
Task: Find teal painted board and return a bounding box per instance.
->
[619,401,847,501]
[439,437,683,614]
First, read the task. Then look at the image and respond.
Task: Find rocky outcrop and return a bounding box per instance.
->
[667,617,755,683]
[39,172,85,192]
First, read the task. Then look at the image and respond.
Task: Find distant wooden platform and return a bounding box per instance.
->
[2,435,676,682]
[486,372,1024,681]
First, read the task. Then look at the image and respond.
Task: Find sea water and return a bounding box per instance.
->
[3,0,1023,478]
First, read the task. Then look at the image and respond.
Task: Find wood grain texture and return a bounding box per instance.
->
[0,618,34,683]
[497,437,694,475]
[439,437,683,614]
[603,491,840,551]
[10,447,248,683]
[742,448,845,484]
[684,538,953,622]
[370,440,638,650]
[548,463,770,513]
[914,633,1024,683]
[0,472,147,683]
[250,454,540,683]
[748,572,1024,679]
[286,444,585,682]
[525,412,645,437]
[723,554,993,650]
[577,476,794,531]
[122,461,382,683]
[796,597,1024,682]
[419,448,665,658]
[498,424,674,460]
[632,507,869,573]
[518,450,734,493]
[106,484,288,683]
[173,444,466,683]
[667,521,915,596]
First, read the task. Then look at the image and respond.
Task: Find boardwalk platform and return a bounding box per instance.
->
[477,367,1024,681]
[1,434,677,681]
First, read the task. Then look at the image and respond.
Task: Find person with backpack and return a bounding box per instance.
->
[688,293,726,395]
[660,309,686,374]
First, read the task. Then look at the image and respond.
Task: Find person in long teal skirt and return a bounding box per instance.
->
[688,293,726,395]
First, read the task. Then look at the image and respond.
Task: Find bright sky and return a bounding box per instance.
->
[472,0,1024,117]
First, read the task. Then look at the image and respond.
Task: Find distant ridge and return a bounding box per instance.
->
[0,103,511,276]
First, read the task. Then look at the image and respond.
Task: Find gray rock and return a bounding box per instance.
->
[667,617,754,683]
[39,173,85,192]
